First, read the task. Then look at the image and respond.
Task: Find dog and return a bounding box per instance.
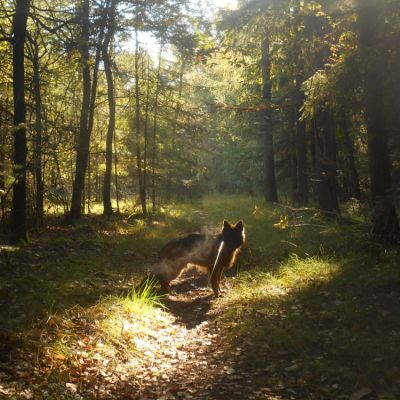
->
[142,220,245,297]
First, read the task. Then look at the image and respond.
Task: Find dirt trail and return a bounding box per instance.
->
[132,269,277,400]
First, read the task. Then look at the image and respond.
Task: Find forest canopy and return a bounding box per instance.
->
[0,0,399,242]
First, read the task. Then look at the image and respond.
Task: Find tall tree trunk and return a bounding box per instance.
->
[69,0,91,222]
[315,108,339,213]
[0,97,6,233]
[151,45,163,213]
[293,1,308,205]
[341,110,361,200]
[294,90,308,205]
[289,105,298,197]
[87,153,91,213]
[114,129,120,213]
[164,56,186,201]
[358,0,399,236]
[32,38,44,228]
[10,0,30,243]
[171,57,186,148]
[134,27,147,217]
[86,0,109,155]
[102,0,117,216]
[261,34,278,203]
[142,57,151,207]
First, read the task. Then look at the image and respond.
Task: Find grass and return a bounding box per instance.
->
[46,278,166,371]
[1,195,399,399]
[211,199,400,399]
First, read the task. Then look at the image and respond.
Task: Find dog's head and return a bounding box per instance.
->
[222,220,245,249]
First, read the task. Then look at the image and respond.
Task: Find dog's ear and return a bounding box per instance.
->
[223,220,231,230]
[235,220,244,231]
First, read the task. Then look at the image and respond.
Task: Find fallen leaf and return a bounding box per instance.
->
[66,382,78,393]
[350,387,373,400]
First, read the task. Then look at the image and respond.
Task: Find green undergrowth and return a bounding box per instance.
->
[45,279,167,375]
[215,207,400,398]
[1,195,399,399]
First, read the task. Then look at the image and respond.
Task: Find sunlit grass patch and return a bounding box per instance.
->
[223,254,339,304]
[44,280,169,383]
[215,253,343,354]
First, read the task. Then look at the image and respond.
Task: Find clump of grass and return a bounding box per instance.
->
[45,278,168,379]
[128,275,165,308]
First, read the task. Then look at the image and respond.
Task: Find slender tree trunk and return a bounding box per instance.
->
[289,105,298,197]
[151,45,163,213]
[134,27,147,217]
[95,144,99,202]
[114,130,120,213]
[70,0,91,222]
[261,34,278,203]
[164,56,186,201]
[171,58,186,148]
[32,38,44,228]
[315,108,339,213]
[0,100,6,233]
[86,0,109,153]
[10,0,30,243]
[293,1,308,205]
[358,0,399,236]
[142,57,151,207]
[341,110,361,200]
[87,153,91,213]
[102,0,117,215]
[294,90,308,205]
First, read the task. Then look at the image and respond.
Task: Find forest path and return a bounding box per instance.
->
[131,269,278,400]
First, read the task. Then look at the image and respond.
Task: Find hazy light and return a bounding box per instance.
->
[122,0,238,61]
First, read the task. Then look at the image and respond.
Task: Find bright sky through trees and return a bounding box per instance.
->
[128,0,237,60]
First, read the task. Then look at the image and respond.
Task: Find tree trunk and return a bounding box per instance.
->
[315,108,339,213]
[10,0,30,243]
[341,110,361,200]
[293,1,308,205]
[114,129,120,213]
[143,57,151,208]
[171,58,186,148]
[134,27,147,217]
[32,38,44,228]
[102,0,117,216]
[0,97,6,233]
[261,34,278,203]
[294,90,308,205]
[69,0,91,222]
[151,45,163,213]
[358,0,399,236]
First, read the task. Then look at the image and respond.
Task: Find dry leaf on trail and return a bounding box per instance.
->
[65,382,78,393]
[350,387,373,400]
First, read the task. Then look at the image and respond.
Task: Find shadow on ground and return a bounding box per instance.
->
[164,269,214,329]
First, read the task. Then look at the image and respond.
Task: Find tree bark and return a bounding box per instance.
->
[0,94,6,233]
[102,0,117,216]
[143,57,151,208]
[10,0,30,243]
[134,27,147,217]
[69,0,91,222]
[358,0,399,235]
[341,110,361,200]
[151,45,163,213]
[294,89,308,205]
[261,34,278,203]
[315,108,339,213]
[293,1,308,205]
[32,37,44,228]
